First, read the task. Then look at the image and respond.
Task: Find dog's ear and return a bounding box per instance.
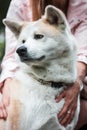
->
[44,5,69,30]
[3,19,23,38]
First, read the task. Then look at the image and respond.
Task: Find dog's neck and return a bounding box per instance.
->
[31,73,74,88]
[22,57,76,85]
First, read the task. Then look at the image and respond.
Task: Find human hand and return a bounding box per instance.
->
[56,81,80,127]
[0,78,12,118]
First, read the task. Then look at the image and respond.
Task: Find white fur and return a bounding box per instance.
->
[2,5,80,130]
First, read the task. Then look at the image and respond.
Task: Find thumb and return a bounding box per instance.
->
[55,92,65,102]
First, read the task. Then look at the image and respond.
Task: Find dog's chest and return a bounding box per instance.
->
[10,71,64,130]
[7,73,79,130]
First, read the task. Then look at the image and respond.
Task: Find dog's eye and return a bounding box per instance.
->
[22,40,26,44]
[34,34,44,40]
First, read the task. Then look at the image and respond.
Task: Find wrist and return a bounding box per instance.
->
[76,61,87,91]
[75,79,83,91]
[77,61,87,81]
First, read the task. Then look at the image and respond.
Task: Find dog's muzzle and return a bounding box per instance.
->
[16,46,45,62]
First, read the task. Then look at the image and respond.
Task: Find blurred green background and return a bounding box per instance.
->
[0,0,11,62]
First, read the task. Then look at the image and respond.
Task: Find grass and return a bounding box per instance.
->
[0,30,5,62]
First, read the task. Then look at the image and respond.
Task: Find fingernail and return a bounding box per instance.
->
[55,99,58,102]
[55,98,60,102]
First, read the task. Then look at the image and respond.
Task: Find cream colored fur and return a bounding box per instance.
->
[1,5,80,130]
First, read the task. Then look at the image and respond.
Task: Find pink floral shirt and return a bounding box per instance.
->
[0,0,87,87]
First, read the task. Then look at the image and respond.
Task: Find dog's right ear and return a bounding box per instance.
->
[3,19,23,38]
[43,5,70,31]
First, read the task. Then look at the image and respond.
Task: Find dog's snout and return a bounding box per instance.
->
[16,46,27,57]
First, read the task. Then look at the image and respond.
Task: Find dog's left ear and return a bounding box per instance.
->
[44,5,69,30]
[3,19,23,38]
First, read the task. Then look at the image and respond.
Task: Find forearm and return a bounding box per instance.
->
[76,61,87,99]
[77,61,87,81]
[0,0,25,87]
[72,22,87,90]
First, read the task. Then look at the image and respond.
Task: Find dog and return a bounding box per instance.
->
[1,5,80,130]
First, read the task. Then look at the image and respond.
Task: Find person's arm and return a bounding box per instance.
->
[0,0,32,88]
[75,21,87,99]
[67,0,87,83]
[0,0,33,118]
[56,1,87,127]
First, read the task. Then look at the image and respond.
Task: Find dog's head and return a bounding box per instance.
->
[3,5,76,65]
[3,6,77,83]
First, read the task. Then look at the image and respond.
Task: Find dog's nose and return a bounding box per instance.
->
[16,46,27,57]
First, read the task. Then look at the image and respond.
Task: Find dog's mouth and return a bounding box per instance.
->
[19,55,45,62]
[16,46,45,62]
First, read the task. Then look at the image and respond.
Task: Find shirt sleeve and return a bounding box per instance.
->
[74,20,87,64]
[67,0,87,65]
[0,0,32,87]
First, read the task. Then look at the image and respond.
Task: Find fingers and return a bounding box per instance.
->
[0,101,7,118]
[1,107,7,119]
[60,108,74,126]
[58,100,70,119]
[67,110,75,125]
[0,82,10,119]
[60,111,71,126]
[67,102,77,125]
[58,100,77,127]
[1,92,10,118]
[2,84,10,107]
[56,92,65,102]
[3,94,10,107]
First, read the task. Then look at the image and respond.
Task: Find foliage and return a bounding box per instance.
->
[0,0,11,63]
[0,0,11,28]
[0,30,5,62]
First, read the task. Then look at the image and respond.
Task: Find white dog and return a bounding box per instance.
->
[1,5,80,130]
